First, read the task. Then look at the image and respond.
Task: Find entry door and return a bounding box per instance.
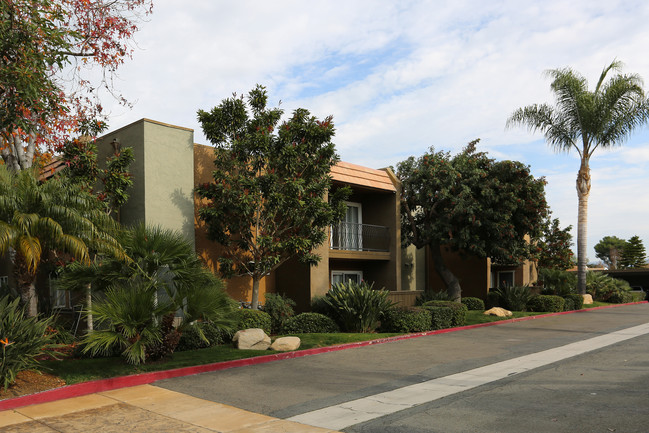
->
[342,202,362,250]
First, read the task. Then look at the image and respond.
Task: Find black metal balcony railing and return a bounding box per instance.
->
[330,222,390,252]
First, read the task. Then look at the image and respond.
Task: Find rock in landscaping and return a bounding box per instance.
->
[233,328,271,350]
[582,294,593,305]
[270,336,301,352]
[483,307,513,317]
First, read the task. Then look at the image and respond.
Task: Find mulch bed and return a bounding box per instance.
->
[0,370,66,400]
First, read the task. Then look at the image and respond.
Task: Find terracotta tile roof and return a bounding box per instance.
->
[331,161,396,192]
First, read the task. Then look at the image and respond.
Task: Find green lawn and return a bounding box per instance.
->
[42,303,616,386]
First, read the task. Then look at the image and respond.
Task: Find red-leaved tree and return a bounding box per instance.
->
[0,0,153,171]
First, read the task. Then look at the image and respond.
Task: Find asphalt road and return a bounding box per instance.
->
[155,303,649,433]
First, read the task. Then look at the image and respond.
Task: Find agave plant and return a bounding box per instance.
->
[493,285,533,312]
[323,281,395,333]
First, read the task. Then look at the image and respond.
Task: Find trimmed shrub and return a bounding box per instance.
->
[237,309,271,335]
[608,290,634,304]
[380,307,432,333]
[527,295,565,312]
[485,291,500,309]
[281,313,339,334]
[0,296,60,389]
[492,285,533,311]
[563,294,584,311]
[421,306,453,330]
[415,290,450,305]
[562,296,575,311]
[176,322,228,351]
[262,293,296,334]
[421,301,468,327]
[461,297,485,311]
[322,281,395,333]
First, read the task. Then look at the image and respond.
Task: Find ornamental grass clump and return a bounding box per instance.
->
[323,281,395,333]
[0,295,60,389]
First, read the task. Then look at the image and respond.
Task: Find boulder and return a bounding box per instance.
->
[233,328,271,350]
[483,307,513,317]
[270,336,301,352]
[582,294,594,305]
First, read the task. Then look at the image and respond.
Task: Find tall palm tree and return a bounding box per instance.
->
[0,166,124,316]
[507,61,649,294]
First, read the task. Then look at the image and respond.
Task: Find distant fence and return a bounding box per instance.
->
[387,290,423,307]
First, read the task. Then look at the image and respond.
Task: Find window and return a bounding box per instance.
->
[331,271,363,286]
[0,276,8,287]
[497,271,515,288]
[49,273,70,309]
[332,202,363,250]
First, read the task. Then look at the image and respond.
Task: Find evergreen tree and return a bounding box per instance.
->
[619,235,647,268]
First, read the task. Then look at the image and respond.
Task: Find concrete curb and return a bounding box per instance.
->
[1,300,646,411]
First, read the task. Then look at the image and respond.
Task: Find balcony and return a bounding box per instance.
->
[330,222,390,253]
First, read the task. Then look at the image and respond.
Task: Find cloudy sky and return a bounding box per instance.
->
[103,0,649,263]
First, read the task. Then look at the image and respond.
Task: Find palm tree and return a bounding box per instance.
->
[57,224,237,363]
[0,166,124,316]
[507,61,649,294]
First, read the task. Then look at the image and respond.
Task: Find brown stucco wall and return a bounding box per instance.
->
[193,144,275,305]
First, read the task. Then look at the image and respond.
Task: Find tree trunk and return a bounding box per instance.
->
[13,251,38,316]
[576,159,591,295]
[20,280,39,317]
[251,275,261,310]
[429,242,462,301]
[86,283,93,333]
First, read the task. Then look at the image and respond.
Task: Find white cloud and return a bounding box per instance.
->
[102,0,649,258]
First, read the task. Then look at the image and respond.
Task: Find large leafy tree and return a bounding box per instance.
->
[619,235,647,269]
[0,165,124,316]
[594,235,626,269]
[537,215,573,271]
[0,0,152,171]
[196,85,349,309]
[507,61,649,294]
[397,141,548,300]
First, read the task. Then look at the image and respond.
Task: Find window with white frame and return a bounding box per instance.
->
[331,270,363,286]
[496,271,515,288]
[49,273,70,309]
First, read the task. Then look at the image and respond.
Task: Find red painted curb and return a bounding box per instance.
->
[1,300,646,411]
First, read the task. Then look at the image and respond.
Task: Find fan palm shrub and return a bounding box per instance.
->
[59,224,237,364]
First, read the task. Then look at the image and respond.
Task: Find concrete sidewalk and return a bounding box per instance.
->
[0,384,340,432]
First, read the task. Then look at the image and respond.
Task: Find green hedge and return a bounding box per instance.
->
[380,307,432,333]
[563,294,584,311]
[176,322,227,351]
[608,290,634,304]
[527,295,565,312]
[237,309,272,335]
[421,301,467,326]
[421,306,453,330]
[461,297,485,311]
[281,313,340,334]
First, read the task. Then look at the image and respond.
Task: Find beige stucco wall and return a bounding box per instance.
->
[401,244,426,291]
[97,119,195,247]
